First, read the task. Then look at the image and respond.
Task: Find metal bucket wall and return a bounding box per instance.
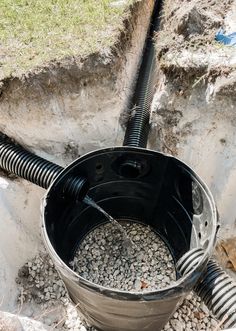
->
[42,147,218,331]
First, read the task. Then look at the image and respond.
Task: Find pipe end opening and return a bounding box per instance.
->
[119,160,142,178]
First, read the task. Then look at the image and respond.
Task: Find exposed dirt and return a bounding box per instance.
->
[151,0,236,241]
[0,0,154,162]
[1,0,236,330]
[154,0,236,97]
[156,0,233,70]
[216,238,236,271]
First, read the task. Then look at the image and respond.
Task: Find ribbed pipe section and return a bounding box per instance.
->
[176,248,236,329]
[0,139,88,200]
[0,140,62,189]
[123,0,162,148]
[176,248,204,276]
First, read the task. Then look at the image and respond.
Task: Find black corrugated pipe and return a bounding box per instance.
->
[123,0,162,148]
[177,248,236,329]
[0,135,88,201]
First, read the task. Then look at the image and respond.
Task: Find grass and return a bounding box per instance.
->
[0,0,135,78]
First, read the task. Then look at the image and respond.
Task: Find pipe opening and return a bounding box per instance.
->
[119,160,142,178]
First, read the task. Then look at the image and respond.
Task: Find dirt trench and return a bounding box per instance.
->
[151,0,236,240]
[0,0,236,330]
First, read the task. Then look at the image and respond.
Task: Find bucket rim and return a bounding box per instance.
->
[41,146,218,300]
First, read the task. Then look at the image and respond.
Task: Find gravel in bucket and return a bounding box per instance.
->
[16,252,221,330]
[70,220,176,292]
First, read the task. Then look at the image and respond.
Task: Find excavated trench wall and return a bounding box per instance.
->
[150,0,236,240]
[151,79,236,239]
[0,0,236,317]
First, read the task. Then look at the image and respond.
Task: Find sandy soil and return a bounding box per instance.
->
[0,0,236,330]
[151,0,236,241]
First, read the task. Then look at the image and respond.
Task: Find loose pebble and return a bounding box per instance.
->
[16,223,222,331]
[71,221,176,292]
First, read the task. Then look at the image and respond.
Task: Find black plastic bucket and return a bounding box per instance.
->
[42,146,218,331]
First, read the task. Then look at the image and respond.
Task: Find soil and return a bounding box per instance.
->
[153,0,236,101]
[151,0,236,242]
[156,0,234,75]
[0,0,236,330]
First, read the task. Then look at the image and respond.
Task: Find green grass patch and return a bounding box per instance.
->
[0,0,135,78]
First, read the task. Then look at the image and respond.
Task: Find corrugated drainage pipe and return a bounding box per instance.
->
[177,248,236,329]
[0,136,88,201]
[123,0,162,148]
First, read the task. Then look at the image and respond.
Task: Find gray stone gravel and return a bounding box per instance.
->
[71,221,176,292]
[16,253,93,330]
[16,254,67,310]
[163,292,221,331]
[16,235,222,331]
